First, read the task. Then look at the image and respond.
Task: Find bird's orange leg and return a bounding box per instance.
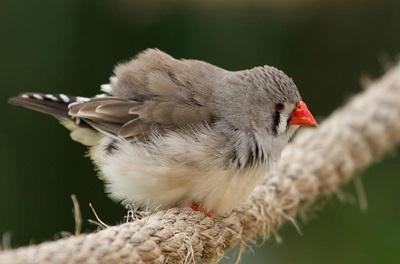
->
[191,204,214,217]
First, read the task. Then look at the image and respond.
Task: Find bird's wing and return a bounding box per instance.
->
[68,95,212,140]
[69,49,226,140]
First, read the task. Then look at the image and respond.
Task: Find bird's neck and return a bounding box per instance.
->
[213,122,277,170]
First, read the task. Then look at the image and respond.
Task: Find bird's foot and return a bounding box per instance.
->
[191,204,214,217]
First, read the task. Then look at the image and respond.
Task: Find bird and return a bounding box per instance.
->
[9,49,317,217]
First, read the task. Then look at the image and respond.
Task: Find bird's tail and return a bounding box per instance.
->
[8,93,101,146]
[8,92,89,119]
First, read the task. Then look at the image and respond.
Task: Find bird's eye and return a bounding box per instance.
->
[274,103,284,111]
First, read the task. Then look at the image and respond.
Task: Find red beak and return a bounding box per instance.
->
[289,101,318,126]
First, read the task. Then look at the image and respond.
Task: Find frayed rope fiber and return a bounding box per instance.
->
[2,63,400,264]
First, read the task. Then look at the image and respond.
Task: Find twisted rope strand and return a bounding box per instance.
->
[1,63,400,263]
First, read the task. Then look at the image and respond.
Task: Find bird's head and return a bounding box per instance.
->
[250,66,317,136]
[213,66,317,162]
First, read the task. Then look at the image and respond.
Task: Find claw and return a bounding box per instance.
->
[191,204,214,217]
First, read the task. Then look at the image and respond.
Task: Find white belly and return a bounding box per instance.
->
[90,137,269,216]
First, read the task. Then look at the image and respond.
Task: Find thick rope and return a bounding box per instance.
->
[1,63,400,264]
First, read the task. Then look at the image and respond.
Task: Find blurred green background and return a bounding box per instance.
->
[1,0,399,263]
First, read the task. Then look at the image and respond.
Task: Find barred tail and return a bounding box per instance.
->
[9,92,101,146]
[8,92,89,119]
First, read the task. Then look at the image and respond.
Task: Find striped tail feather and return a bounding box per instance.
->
[8,92,89,119]
[8,92,103,146]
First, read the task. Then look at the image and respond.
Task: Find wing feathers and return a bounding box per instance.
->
[68,96,211,140]
[118,118,150,139]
